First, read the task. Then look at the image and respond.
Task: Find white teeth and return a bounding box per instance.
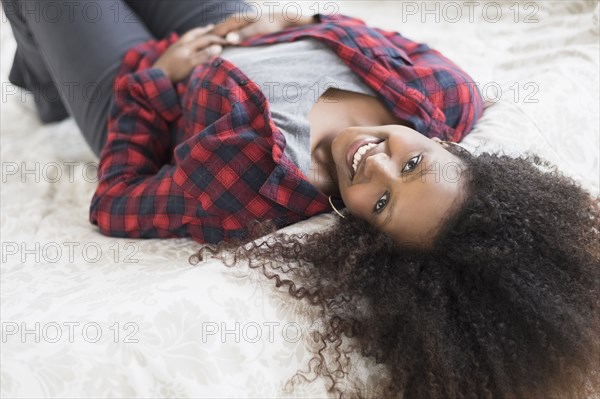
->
[352,142,377,173]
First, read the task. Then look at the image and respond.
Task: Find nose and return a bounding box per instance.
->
[363,153,396,182]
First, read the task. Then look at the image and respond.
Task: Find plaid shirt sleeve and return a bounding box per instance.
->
[89,67,221,243]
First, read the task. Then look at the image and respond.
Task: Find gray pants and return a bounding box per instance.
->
[2,0,246,157]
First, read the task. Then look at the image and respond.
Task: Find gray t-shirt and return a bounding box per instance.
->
[220,38,377,176]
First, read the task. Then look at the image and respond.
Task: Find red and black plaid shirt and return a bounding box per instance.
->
[89,13,484,244]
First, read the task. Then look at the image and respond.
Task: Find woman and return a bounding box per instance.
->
[4,0,481,244]
[4,0,599,397]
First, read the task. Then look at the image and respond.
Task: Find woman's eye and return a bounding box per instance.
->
[372,155,421,215]
[402,155,423,173]
[374,191,389,213]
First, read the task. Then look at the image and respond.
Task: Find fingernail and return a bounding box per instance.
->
[226,32,240,44]
[210,44,223,54]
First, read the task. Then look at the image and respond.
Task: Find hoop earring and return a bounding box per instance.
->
[440,140,469,153]
[328,195,346,219]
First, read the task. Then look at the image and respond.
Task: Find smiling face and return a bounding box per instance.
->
[331,125,468,248]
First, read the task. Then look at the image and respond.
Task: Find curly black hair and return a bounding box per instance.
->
[190,147,600,399]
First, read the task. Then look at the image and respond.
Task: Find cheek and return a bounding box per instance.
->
[341,186,372,217]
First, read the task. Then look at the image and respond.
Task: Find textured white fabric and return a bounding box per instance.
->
[1,1,599,397]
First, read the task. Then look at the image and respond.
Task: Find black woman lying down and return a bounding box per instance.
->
[5,1,598,397]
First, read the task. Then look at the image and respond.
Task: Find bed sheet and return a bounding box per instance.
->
[1,1,599,397]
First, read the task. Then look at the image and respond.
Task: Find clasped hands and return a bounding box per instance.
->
[153,12,314,83]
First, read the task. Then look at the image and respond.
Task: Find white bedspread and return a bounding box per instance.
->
[2,1,599,397]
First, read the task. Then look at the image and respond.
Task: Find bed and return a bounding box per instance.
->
[1,1,598,397]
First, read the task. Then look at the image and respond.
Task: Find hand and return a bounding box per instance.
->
[152,24,228,83]
[210,12,315,45]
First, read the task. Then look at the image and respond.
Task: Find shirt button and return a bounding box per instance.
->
[239,79,248,86]
[213,59,223,67]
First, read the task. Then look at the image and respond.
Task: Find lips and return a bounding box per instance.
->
[346,137,383,180]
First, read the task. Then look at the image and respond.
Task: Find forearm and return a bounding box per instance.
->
[291,13,320,27]
[91,69,207,241]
